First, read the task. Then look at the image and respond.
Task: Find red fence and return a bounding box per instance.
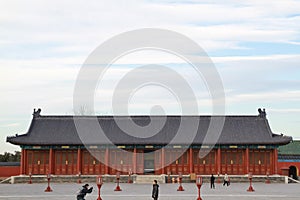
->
[0,166,20,177]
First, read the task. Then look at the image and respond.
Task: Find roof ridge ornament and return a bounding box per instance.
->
[33,108,41,118]
[258,108,267,118]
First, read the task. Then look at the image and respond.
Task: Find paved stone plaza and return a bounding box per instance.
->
[0,182,299,200]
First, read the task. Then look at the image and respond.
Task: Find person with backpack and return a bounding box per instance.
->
[223,174,230,186]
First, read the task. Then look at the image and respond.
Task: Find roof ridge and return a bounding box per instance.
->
[36,115,261,118]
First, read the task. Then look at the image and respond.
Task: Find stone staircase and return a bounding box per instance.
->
[288,177,300,184]
[0,177,11,184]
[135,175,165,184]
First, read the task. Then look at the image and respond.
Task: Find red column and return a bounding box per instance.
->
[133,147,137,174]
[214,149,218,173]
[105,147,109,174]
[217,147,221,174]
[24,149,27,175]
[161,148,165,174]
[245,148,249,174]
[20,149,25,175]
[274,148,278,174]
[189,148,193,173]
[24,149,27,174]
[49,148,54,174]
[77,148,81,174]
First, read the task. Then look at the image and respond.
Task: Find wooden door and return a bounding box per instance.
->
[109,149,134,175]
[164,149,189,175]
[26,150,49,175]
[249,150,272,175]
[54,150,77,175]
[193,149,216,175]
[136,149,144,174]
[82,149,106,175]
[221,149,244,175]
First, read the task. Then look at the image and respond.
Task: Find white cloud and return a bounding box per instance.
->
[1,0,300,52]
[0,123,20,128]
[1,0,300,152]
[212,54,300,62]
[268,108,300,114]
[226,91,300,104]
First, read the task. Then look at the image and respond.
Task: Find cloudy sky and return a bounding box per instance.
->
[1,0,300,153]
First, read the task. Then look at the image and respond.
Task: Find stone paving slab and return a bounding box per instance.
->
[0,182,299,200]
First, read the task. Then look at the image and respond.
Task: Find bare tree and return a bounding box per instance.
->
[73,105,92,115]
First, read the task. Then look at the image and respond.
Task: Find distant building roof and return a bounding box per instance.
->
[0,162,20,166]
[278,140,300,155]
[6,109,292,146]
[278,154,300,162]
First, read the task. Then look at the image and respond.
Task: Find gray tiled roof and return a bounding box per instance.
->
[0,162,20,166]
[7,114,292,146]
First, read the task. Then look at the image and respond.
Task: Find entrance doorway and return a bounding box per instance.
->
[289,166,298,180]
[144,150,155,174]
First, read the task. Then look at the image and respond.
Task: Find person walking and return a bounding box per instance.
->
[77,183,93,200]
[210,174,215,189]
[223,174,229,186]
[152,180,159,200]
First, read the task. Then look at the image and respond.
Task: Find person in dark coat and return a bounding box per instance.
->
[210,174,215,189]
[152,180,159,200]
[77,183,93,200]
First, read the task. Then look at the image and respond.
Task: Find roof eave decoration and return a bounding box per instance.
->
[33,108,42,118]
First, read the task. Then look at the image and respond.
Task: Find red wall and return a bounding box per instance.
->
[0,166,20,177]
[277,161,300,176]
